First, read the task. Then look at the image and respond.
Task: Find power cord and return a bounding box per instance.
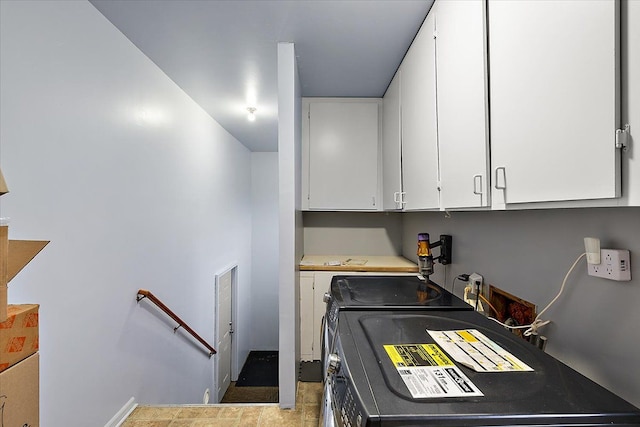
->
[488,252,586,336]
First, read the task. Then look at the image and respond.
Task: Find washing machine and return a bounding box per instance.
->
[325,308,640,426]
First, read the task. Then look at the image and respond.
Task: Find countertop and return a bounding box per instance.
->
[299,255,418,273]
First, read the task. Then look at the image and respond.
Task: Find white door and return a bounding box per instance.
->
[216,267,234,402]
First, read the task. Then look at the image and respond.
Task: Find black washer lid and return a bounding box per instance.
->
[342,310,640,426]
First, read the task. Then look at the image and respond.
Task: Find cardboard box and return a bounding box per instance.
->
[0,223,48,321]
[0,352,39,427]
[0,304,39,372]
[7,240,49,283]
[0,168,8,195]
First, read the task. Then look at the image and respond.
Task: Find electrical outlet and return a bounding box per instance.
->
[469,273,483,288]
[587,249,631,281]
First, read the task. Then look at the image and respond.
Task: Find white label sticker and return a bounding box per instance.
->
[427,329,534,372]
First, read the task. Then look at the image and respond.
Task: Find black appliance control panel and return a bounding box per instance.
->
[329,333,375,427]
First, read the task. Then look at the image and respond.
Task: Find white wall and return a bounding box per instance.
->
[0,1,252,425]
[250,153,279,350]
[403,207,640,407]
[277,42,302,408]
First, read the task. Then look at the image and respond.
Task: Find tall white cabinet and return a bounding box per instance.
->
[400,12,440,211]
[435,0,490,209]
[489,0,621,206]
[382,71,403,210]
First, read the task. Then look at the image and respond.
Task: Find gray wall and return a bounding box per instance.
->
[1,1,253,424]
[303,211,403,255]
[403,207,640,407]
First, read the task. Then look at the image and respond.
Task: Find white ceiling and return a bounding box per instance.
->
[90,0,433,152]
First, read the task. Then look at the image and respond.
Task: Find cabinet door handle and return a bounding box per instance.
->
[394,191,406,209]
[494,167,507,190]
[473,175,483,195]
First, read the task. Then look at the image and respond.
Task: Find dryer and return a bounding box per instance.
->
[323,275,471,351]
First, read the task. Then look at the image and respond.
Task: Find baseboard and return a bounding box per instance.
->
[104,397,137,427]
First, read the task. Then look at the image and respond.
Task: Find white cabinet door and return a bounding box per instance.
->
[307,100,380,210]
[400,13,440,210]
[312,273,332,360]
[625,0,640,205]
[489,0,621,206]
[382,70,403,210]
[299,271,334,362]
[435,0,490,209]
[299,273,315,361]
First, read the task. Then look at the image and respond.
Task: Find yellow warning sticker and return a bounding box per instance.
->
[383,344,455,367]
[383,343,484,398]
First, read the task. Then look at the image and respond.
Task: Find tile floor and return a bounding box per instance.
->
[122,381,323,427]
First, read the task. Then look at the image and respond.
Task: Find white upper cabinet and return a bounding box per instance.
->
[435,0,490,209]
[624,0,640,206]
[305,1,629,212]
[400,12,440,211]
[489,0,621,206]
[382,70,403,210]
[303,98,381,211]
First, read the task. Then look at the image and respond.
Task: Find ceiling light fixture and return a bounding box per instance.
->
[247,107,257,122]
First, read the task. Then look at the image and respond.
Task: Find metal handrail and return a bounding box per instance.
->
[136,289,216,357]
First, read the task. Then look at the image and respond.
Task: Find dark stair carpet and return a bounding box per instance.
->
[236,351,278,387]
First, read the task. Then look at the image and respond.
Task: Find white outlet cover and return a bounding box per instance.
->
[587,249,631,281]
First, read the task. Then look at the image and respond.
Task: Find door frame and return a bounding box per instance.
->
[213,263,239,403]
